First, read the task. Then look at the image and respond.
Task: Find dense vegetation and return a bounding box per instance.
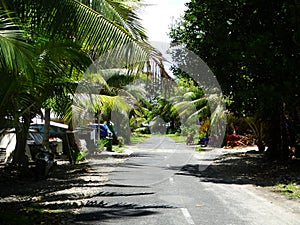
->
[169,0,300,160]
[0,0,160,165]
[1,0,299,165]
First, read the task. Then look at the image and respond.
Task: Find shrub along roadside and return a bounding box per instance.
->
[273,183,300,199]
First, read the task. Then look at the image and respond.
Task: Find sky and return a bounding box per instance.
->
[138,0,187,43]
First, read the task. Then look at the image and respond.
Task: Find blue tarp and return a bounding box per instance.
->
[88,123,112,138]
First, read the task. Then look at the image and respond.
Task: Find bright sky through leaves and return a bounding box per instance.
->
[139,0,187,42]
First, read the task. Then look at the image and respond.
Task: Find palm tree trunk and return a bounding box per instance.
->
[66,119,80,164]
[42,108,51,148]
[13,111,30,166]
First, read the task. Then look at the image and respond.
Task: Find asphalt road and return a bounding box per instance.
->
[75,136,300,225]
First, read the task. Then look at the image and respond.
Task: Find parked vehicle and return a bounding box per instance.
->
[0,128,56,179]
[0,129,39,163]
[27,129,43,158]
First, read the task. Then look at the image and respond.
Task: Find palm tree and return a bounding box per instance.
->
[168,78,226,146]
[0,10,39,164]
[72,70,139,144]
[0,0,169,164]
[34,40,92,163]
[1,0,156,63]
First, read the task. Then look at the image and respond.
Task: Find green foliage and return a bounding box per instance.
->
[0,0,168,164]
[83,0,148,40]
[76,150,88,161]
[275,183,300,199]
[195,146,204,153]
[117,136,125,147]
[0,11,35,119]
[170,0,300,158]
[1,0,152,63]
[0,12,35,73]
[170,0,300,114]
[97,138,109,151]
[130,133,150,144]
[112,145,124,153]
[171,77,212,137]
[166,133,186,143]
[245,116,265,151]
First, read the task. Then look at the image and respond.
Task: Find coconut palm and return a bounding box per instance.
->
[1,0,156,64]
[0,0,167,164]
[82,0,147,40]
[72,70,141,145]
[0,10,38,164]
[35,40,92,163]
[166,78,227,146]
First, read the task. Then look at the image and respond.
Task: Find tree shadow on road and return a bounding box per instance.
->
[0,162,95,224]
[176,151,300,187]
[75,200,175,223]
[0,157,175,225]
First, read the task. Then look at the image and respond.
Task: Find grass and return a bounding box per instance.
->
[130,133,151,144]
[195,146,204,152]
[166,133,186,143]
[167,134,207,153]
[112,145,125,153]
[274,183,300,199]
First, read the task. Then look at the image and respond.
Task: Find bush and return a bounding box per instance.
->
[76,151,88,162]
[195,146,204,152]
[117,136,125,147]
[97,139,108,152]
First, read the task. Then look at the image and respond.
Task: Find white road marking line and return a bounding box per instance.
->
[181,208,196,225]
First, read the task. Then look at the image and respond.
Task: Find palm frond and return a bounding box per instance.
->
[86,0,147,40]
[1,0,156,67]
[0,11,35,73]
[125,83,148,100]
[186,105,210,121]
[183,91,197,99]
[36,41,92,74]
[210,104,226,130]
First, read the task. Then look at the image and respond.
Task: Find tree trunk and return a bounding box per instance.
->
[42,108,51,148]
[257,140,265,153]
[12,112,30,167]
[266,102,290,160]
[65,120,80,164]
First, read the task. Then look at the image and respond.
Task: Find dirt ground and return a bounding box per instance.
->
[197,148,300,187]
[0,147,300,224]
[0,153,128,225]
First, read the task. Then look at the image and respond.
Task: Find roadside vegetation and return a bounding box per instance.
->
[166,0,300,202]
[166,134,186,144]
[274,183,300,199]
[0,0,299,223]
[130,133,151,144]
[169,0,300,161]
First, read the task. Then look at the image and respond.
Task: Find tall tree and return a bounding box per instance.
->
[0,10,38,165]
[0,0,161,164]
[170,0,300,159]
